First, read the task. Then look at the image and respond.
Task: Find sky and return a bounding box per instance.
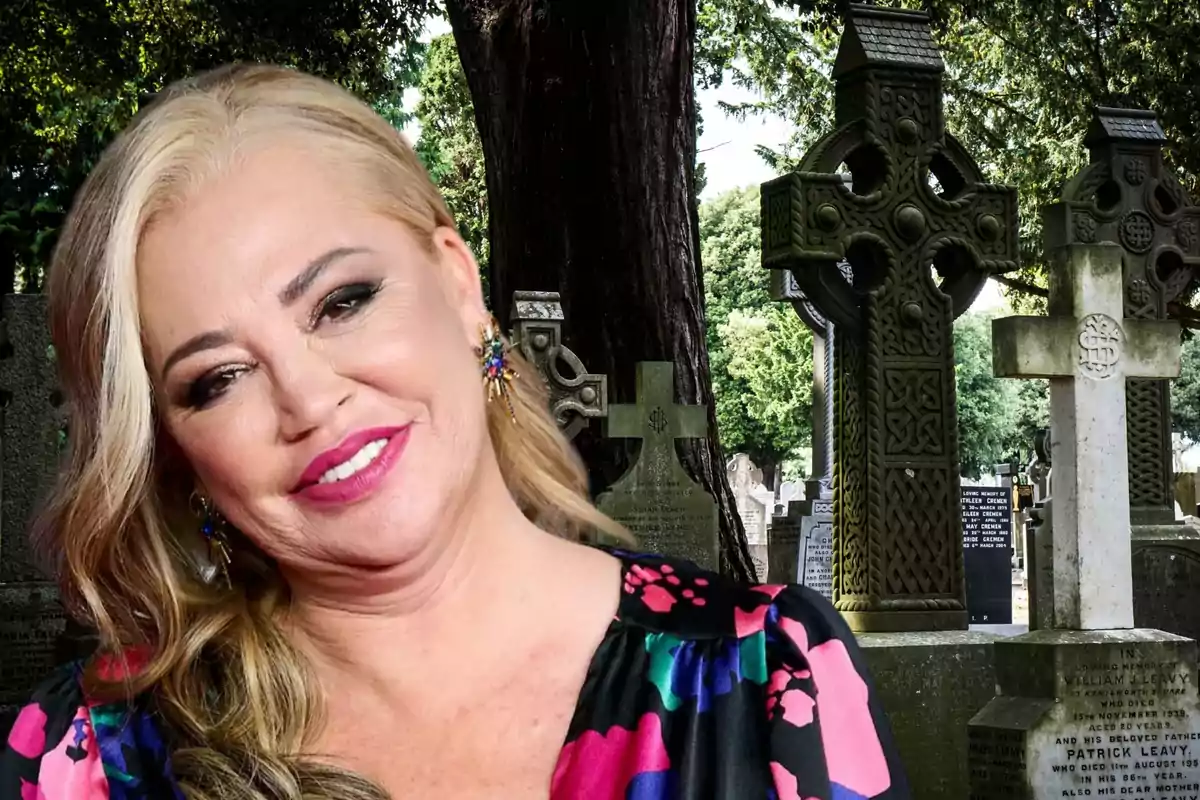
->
[408,17,1006,312]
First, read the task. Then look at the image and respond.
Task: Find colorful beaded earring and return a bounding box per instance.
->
[478,320,518,421]
[191,492,232,588]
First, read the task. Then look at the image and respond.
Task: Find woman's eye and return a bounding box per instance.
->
[314,282,380,326]
[184,366,247,409]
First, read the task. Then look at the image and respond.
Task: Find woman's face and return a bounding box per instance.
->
[139,144,490,581]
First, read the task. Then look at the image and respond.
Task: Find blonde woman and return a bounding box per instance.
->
[0,65,908,800]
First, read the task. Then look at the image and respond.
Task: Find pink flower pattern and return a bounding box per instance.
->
[2,551,905,799]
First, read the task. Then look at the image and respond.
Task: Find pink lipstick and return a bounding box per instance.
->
[291,425,410,506]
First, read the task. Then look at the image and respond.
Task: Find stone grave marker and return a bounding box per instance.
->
[971,242,1200,798]
[597,362,718,569]
[1041,106,1200,645]
[961,485,1013,624]
[799,499,834,600]
[0,294,68,736]
[761,2,1019,632]
[510,291,607,440]
[729,454,769,580]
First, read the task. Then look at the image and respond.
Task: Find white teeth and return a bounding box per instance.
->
[317,438,388,485]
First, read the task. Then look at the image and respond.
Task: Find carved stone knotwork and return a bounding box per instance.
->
[761,4,1020,632]
[509,291,608,440]
[1043,107,1200,525]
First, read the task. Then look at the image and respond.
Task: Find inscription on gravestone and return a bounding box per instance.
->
[800,499,834,600]
[597,363,718,569]
[0,294,68,735]
[962,486,1013,624]
[970,632,1200,800]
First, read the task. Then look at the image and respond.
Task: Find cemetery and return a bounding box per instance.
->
[4,1,1200,799]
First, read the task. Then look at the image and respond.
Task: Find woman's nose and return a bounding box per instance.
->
[272,349,352,443]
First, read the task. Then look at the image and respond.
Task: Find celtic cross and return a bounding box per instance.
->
[993,244,1181,629]
[510,291,608,440]
[1043,108,1200,526]
[760,4,1019,631]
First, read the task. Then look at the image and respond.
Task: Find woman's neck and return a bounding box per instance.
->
[280,474,613,714]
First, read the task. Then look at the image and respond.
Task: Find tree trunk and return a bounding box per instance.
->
[445,0,754,581]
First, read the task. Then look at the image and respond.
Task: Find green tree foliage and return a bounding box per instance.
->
[695,0,1200,315]
[953,311,1047,476]
[700,186,813,479]
[0,0,435,292]
[1172,334,1200,445]
[413,34,490,288]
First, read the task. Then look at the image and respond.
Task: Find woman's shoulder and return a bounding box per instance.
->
[607,548,851,649]
[1,649,175,800]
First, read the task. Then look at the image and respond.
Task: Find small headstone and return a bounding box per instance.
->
[768,501,802,584]
[799,499,834,600]
[510,291,607,439]
[597,362,718,569]
[0,295,68,736]
[961,486,1014,624]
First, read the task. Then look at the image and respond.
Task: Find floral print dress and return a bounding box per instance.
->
[1,549,909,799]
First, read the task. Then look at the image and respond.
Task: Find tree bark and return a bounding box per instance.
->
[445,0,754,581]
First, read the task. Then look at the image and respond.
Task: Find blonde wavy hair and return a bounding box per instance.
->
[36,63,626,800]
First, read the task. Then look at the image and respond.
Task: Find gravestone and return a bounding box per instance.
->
[971,242,1200,798]
[961,486,1013,624]
[799,499,834,600]
[768,501,801,584]
[761,3,1019,632]
[597,362,718,569]
[0,295,68,737]
[728,454,769,580]
[510,291,608,440]
[1041,106,1200,645]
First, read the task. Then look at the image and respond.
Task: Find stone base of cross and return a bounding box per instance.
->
[992,244,1181,630]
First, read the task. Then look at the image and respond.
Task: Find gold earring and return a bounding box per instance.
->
[190,491,232,588]
[477,319,518,422]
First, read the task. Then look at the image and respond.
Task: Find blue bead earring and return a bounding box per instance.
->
[191,492,232,587]
[478,320,518,422]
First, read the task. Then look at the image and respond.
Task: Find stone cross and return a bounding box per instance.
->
[509,291,607,440]
[0,294,69,736]
[992,244,1181,629]
[771,265,846,502]
[596,362,718,568]
[760,4,1019,631]
[1044,107,1200,526]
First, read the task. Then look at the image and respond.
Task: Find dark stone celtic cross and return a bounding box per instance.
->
[1043,107,1200,527]
[761,4,1019,632]
[510,291,608,440]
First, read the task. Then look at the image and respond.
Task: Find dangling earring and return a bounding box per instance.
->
[190,491,232,588]
[478,319,518,422]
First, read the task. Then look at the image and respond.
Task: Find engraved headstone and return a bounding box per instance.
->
[510,291,608,440]
[728,454,769,580]
[961,486,1013,624]
[799,499,834,601]
[768,501,802,584]
[970,242,1200,798]
[597,363,718,569]
[0,295,68,736]
[761,3,1019,632]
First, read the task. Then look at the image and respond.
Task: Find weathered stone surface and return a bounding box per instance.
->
[993,244,1181,629]
[969,629,1200,799]
[859,630,1000,800]
[761,3,1019,632]
[1133,533,1200,644]
[510,291,608,440]
[799,499,833,600]
[767,502,801,584]
[598,362,718,569]
[1042,108,1200,527]
[0,294,68,737]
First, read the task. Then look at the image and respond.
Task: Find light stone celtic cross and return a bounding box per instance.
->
[992,244,1181,630]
